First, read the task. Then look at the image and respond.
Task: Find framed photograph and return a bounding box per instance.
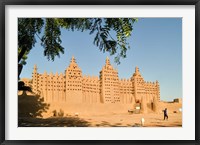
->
[1,0,200,145]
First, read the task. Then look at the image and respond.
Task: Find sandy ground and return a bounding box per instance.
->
[77,112,182,127]
[19,112,182,127]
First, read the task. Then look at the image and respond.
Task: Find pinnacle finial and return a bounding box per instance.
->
[33,64,38,72]
[56,72,58,75]
[135,66,139,74]
[71,56,76,63]
[34,64,37,69]
[106,57,110,65]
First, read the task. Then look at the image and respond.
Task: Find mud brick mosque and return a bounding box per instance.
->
[24,56,160,106]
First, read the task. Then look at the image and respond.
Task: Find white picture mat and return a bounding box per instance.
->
[5,5,195,140]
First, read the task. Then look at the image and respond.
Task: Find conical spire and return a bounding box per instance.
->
[56,72,58,76]
[70,56,76,63]
[66,56,82,73]
[33,64,38,73]
[135,66,140,75]
[105,57,110,65]
[34,64,37,70]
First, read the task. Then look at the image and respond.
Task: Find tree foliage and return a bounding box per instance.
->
[18,18,44,64]
[18,18,137,67]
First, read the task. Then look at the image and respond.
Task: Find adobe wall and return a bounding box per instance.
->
[21,56,165,118]
[159,101,182,113]
[42,102,134,118]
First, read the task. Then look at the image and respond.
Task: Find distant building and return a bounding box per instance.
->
[174,98,182,103]
[24,56,160,104]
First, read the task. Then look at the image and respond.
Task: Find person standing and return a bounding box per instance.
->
[163,108,168,120]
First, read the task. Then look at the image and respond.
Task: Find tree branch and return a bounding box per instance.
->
[18,47,27,63]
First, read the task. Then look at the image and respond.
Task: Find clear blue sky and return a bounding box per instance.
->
[20,18,182,101]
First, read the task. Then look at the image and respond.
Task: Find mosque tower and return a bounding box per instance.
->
[99,57,120,103]
[65,56,83,104]
[131,66,145,103]
[32,64,38,93]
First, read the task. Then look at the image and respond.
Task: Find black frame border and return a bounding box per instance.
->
[0,0,200,145]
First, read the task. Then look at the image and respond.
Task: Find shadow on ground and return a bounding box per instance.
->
[18,90,50,118]
[18,117,91,127]
[18,90,91,127]
[94,121,131,127]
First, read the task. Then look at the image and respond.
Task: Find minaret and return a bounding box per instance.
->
[55,72,59,102]
[32,64,38,94]
[132,67,139,102]
[65,56,83,104]
[105,57,111,65]
[33,64,37,73]
[49,71,53,102]
[156,80,160,101]
[60,72,65,102]
[131,66,144,103]
[100,57,119,104]
[135,66,140,76]
[43,71,47,102]
[70,56,76,63]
